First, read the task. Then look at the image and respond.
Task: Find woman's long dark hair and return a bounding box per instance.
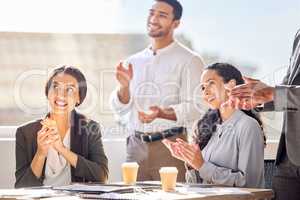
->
[194,63,266,150]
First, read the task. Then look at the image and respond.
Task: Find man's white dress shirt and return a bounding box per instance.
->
[110,41,205,134]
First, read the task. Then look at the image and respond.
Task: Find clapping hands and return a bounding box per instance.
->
[138,106,161,123]
[222,76,275,110]
[162,138,204,170]
[116,61,133,88]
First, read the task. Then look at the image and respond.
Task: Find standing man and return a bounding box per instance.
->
[110,0,205,181]
[229,29,300,199]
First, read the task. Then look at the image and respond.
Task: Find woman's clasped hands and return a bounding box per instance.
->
[36,118,64,157]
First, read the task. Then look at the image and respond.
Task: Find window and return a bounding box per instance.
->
[0,0,299,140]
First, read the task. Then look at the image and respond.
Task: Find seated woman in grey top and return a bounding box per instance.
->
[163,63,265,188]
[15,66,109,188]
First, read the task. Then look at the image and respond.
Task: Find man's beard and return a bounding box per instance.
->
[148,30,165,38]
[147,23,171,38]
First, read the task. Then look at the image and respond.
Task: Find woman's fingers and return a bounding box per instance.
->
[162,139,172,149]
[48,129,59,139]
[37,127,50,141]
[163,139,186,161]
[175,140,201,162]
[165,138,200,163]
[175,138,187,144]
[41,118,52,126]
[176,139,195,152]
[178,146,196,161]
[41,118,57,130]
[174,140,195,158]
[39,136,52,146]
[178,145,204,169]
[38,128,59,145]
[163,139,178,153]
[38,124,48,132]
[177,148,193,163]
[46,130,60,145]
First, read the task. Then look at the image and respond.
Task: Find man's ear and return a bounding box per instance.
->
[225,79,237,89]
[173,20,180,29]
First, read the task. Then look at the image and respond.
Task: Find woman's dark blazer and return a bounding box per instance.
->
[15,110,109,188]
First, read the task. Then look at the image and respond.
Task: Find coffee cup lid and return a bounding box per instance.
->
[159,167,178,173]
[122,162,139,167]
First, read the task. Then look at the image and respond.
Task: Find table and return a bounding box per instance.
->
[0,186,274,200]
[243,188,274,200]
[95,187,274,200]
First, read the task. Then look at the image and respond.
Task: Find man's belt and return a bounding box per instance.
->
[134,127,185,143]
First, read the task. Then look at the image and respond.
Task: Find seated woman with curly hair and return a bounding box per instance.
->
[164,63,265,188]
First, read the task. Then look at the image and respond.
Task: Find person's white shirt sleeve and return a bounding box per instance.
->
[169,56,206,127]
[110,85,133,118]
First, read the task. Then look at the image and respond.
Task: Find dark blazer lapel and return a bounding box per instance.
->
[34,118,47,180]
[70,110,80,181]
[290,56,300,84]
[70,110,88,182]
[288,34,300,84]
[31,124,40,155]
[70,110,83,156]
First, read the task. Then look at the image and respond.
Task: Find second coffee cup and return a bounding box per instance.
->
[122,162,139,185]
[159,167,178,192]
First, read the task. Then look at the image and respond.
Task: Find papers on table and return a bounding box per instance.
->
[79,187,252,200]
[0,188,67,199]
[53,183,136,194]
[0,183,254,200]
[53,183,161,194]
[53,183,251,199]
[179,186,251,195]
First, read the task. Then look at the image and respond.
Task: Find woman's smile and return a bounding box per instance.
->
[54,99,68,108]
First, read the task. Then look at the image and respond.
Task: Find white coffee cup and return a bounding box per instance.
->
[159,167,178,192]
[122,162,139,185]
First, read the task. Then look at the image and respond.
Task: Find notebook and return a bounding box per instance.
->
[53,183,160,194]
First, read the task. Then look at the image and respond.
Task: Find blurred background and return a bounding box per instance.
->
[1,0,300,140]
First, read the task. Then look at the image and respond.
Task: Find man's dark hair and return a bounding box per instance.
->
[45,66,87,106]
[156,0,183,20]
